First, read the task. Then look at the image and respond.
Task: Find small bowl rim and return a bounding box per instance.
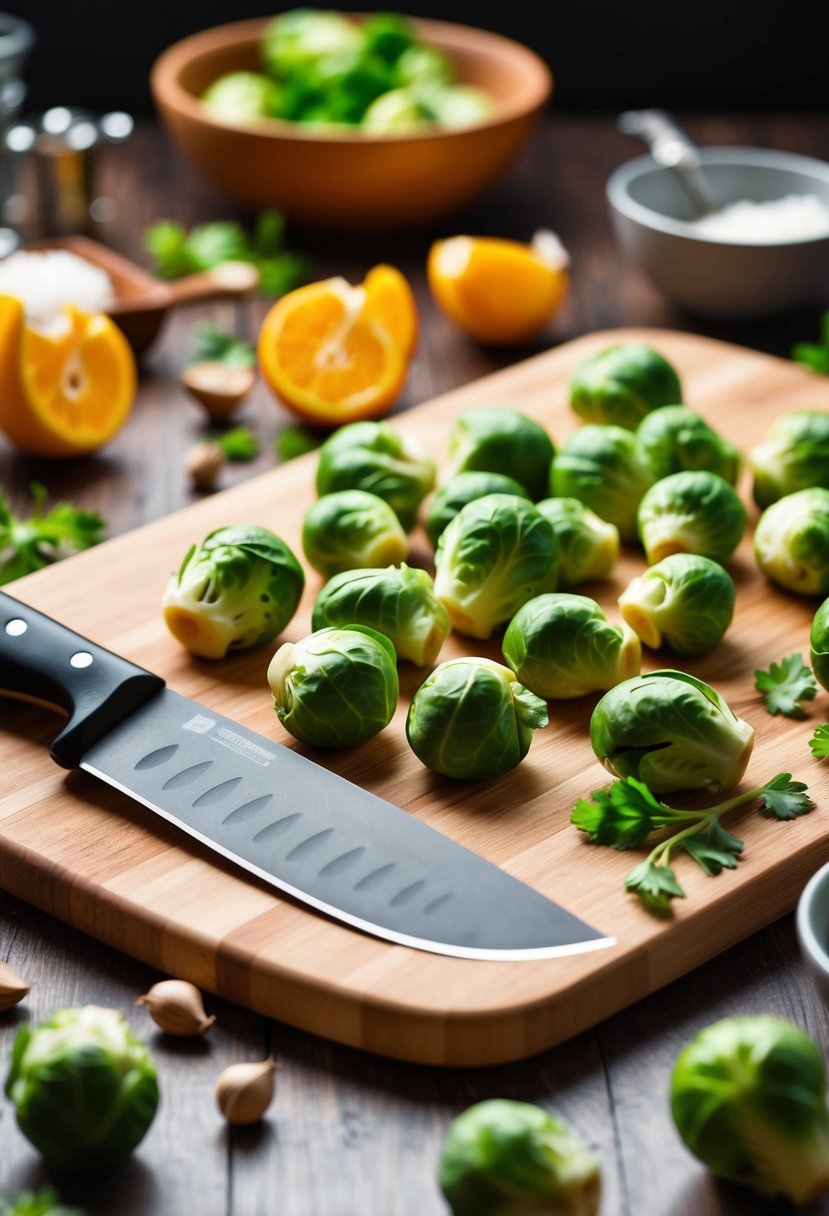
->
[606,146,829,248]
[796,859,829,980]
[151,12,553,147]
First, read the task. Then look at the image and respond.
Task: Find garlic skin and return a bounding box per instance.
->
[216,1058,278,1125]
[0,960,30,1011]
[136,979,216,1036]
[185,441,225,491]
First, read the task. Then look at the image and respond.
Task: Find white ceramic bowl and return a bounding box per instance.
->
[797,859,829,1004]
[606,147,829,321]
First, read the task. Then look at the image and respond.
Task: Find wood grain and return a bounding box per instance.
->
[2,325,827,1068]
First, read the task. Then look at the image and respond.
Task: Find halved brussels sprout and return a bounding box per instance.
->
[268,625,398,748]
[439,1098,601,1216]
[442,406,555,501]
[434,493,559,639]
[502,593,641,699]
[311,563,449,666]
[406,657,548,779]
[590,669,755,793]
[315,420,436,532]
[754,487,829,596]
[424,470,530,550]
[302,489,408,578]
[635,405,740,485]
[162,524,305,659]
[811,597,829,692]
[618,553,736,655]
[749,410,829,509]
[569,342,682,429]
[637,470,746,565]
[535,497,620,586]
[549,425,653,541]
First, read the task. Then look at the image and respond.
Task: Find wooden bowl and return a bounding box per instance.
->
[150,15,553,231]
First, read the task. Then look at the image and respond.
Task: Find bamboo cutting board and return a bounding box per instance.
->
[2,327,828,1067]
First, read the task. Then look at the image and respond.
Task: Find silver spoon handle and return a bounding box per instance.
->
[618,108,717,216]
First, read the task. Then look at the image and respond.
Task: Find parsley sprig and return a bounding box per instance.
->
[572,773,813,917]
[0,484,104,585]
[188,322,255,369]
[792,310,829,375]
[755,653,818,718]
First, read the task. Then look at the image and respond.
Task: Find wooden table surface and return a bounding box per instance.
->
[1,110,829,1214]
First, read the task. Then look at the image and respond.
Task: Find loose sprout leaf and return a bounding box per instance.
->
[758,773,814,820]
[570,777,664,849]
[213,426,260,461]
[810,724,829,759]
[791,310,829,374]
[624,858,685,916]
[754,653,818,718]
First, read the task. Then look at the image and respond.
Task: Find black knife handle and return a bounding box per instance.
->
[0,589,165,769]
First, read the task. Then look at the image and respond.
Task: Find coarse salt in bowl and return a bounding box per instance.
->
[0,249,115,328]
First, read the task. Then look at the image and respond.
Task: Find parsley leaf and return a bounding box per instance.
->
[189,322,255,369]
[755,653,818,718]
[682,819,744,875]
[571,777,663,848]
[624,859,685,916]
[212,426,260,462]
[276,423,326,463]
[810,724,829,759]
[758,773,814,819]
[0,484,104,585]
[792,310,829,375]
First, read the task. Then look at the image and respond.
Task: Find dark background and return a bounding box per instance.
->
[5,0,828,117]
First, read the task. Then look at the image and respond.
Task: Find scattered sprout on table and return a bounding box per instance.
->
[162,524,304,659]
[635,404,740,485]
[442,405,555,501]
[315,419,436,532]
[754,653,818,718]
[569,341,682,430]
[0,482,104,585]
[406,657,548,779]
[754,487,829,596]
[4,1005,159,1171]
[302,489,408,578]
[637,469,746,565]
[549,424,653,541]
[618,553,735,655]
[670,1015,829,1203]
[573,771,811,915]
[534,497,620,586]
[312,564,449,666]
[589,669,755,794]
[433,494,559,640]
[811,596,829,692]
[424,470,530,551]
[438,1098,602,1215]
[268,625,399,747]
[502,593,641,699]
[749,410,829,509]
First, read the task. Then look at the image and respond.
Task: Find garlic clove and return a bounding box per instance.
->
[181,361,256,423]
[0,960,30,1011]
[216,1057,278,1125]
[185,440,225,491]
[136,978,216,1036]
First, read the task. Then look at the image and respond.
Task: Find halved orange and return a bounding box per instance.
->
[427,229,570,346]
[0,296,137,458]
[257,268,415,428]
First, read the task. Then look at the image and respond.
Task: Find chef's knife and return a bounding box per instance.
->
[0,589,614,962]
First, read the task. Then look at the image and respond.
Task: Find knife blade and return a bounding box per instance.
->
[0,589,614,962]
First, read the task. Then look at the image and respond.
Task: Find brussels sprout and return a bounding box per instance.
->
[502,593,641,699]
[424,470,530,550]
[434,494,559,640]
[618,553,736,655]
[427,85,495,128]
[811,597,829,691]
[535,497,620,586]
[749,410,829,509]
[291,45,395,125]
[312,564,450,665]
[302,489,408,578]
[635,405,740,485]
[395,42,454,90]
[163,524,304,659]
[268,625,398,747]
[637,470,746,565]
[362,87,433,132]
[549,425,653,541]
[406,657,548,779]
[360,11,418,62]
[443,406,555,501]
[754,487,829,596]
[315,420,436,532]
[201,71,282,122]
[4,1005,159,1171]
[590,669,754,793]
[263,9,362,80]
[569,342,682,429]
[670,1015,829,1204]
[438,1098,601,1216]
